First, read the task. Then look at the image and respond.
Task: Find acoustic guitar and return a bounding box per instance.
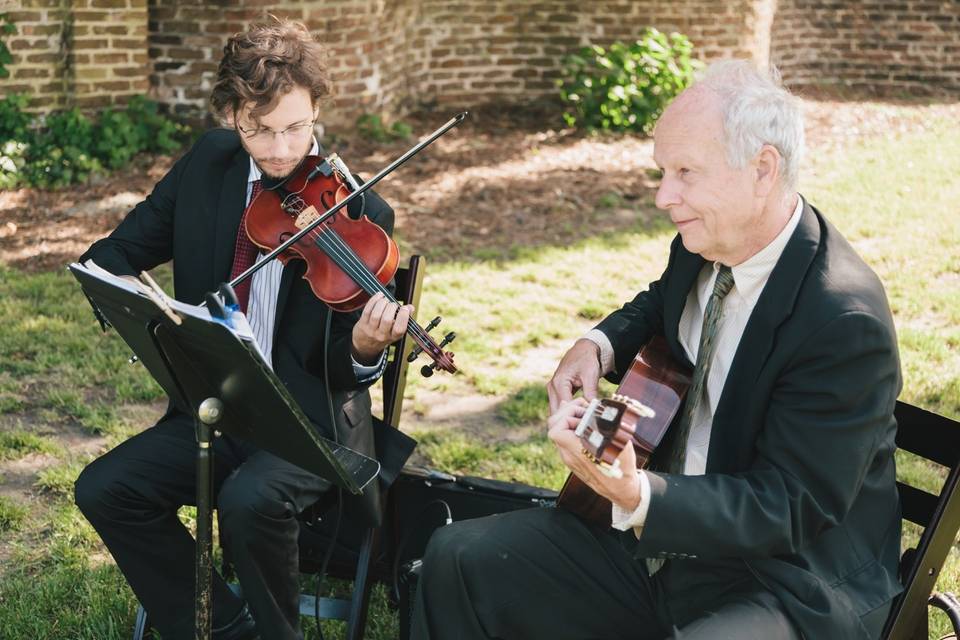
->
[556,336,691,527]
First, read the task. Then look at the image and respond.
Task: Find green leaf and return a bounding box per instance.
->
[557,28,698,133]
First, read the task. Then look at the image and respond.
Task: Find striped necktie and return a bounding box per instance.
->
[228,179,262,313]
[667,264,735,474]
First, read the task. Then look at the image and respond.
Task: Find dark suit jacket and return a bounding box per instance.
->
[80,128,412,525]
[595,201,902,639]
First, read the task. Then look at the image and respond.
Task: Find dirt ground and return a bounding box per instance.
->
[2,97,957,274]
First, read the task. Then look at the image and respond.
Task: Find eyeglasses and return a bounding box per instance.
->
[236,120,316,145]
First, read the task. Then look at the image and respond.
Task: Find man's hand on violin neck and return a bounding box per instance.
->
[546,338,602,413]
[548,399,642,512]
[351,291,413,365]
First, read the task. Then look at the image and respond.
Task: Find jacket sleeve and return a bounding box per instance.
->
[78,141,197,276]
[634,310,901,559]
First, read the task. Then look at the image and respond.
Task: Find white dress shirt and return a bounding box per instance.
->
[245,142,385,380]
[585,195,804,534]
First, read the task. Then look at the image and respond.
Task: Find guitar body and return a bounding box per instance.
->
[556,335,691,527]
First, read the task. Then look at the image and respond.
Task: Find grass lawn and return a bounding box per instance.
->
[0,102,958,638]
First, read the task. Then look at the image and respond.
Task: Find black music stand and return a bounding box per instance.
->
[70,263,380,640]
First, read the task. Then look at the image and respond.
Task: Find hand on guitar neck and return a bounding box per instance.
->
[546,338,604,413]
[548,398,643,512]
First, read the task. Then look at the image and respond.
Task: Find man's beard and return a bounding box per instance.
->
[257,157,305,179]
[238,135,313,181]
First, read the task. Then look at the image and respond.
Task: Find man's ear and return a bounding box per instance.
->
[754,144,781,198]
[222,105,237,128]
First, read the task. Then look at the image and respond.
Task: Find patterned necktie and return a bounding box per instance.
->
[228,179,262,313]
[666,264,736,474]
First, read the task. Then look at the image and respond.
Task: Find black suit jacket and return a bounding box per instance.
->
[80,129,413,525]
[595,201,902,639]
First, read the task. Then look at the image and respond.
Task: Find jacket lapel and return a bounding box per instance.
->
[706,200,822,471]
[213,150,251,285]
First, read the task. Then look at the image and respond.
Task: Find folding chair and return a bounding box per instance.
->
[881,401,960,639]
[132,255,426,640]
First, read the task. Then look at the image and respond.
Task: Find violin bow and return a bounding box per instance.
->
[226,111,469,291]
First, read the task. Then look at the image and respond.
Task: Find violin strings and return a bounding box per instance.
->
[277,191,444,359]
[298,219,440,355]
[285,196,431,340]
[319,236,443,360]
[280,193,390,301]
[314,228,440,353]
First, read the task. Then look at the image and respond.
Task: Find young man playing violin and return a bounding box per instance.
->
[412,60,902,640]
[74,19,411,640]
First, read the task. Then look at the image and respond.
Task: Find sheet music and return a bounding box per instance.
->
[72,260,270,366]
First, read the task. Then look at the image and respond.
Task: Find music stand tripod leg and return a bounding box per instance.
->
[195,398,224,640]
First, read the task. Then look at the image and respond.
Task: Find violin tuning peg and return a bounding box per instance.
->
[425,316,442,333]
[420,364,435,378]
[407,345,425,363]
[438,331,456,349]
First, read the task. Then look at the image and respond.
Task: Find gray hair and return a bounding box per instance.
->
[695,60,805,191]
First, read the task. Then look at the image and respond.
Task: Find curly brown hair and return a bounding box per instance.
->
[210,18,331,125]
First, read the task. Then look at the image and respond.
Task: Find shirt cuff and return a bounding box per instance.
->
[583,329,615,376]
[352,350,387,384]
[610,470,651,538]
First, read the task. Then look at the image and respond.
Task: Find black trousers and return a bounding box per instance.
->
[74,414,331,640]
[412,507,810,640]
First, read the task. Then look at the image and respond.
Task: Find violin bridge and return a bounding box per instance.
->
[294,205,321,230]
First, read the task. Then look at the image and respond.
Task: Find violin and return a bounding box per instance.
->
[555,336,690,526]
[243,153,457,376]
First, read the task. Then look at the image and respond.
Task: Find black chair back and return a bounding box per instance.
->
[882,401,960,640]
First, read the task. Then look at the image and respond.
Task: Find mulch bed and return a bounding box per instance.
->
[1,98,956,273]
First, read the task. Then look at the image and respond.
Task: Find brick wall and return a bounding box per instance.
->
[3,0,71,111]
[771,0,960,97]
[2,0,149,112]
[2,0,958,124]
[144,0,773,127]
[146,0,429,123]
[407,0,771,108]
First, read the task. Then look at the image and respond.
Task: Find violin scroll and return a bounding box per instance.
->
[413,328,456,377]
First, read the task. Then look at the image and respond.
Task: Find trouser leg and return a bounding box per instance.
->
[411,507,671,640]
[74,417,249,640]
[655,555,802,640]
[670,590,801,640]
[217,449,332,640]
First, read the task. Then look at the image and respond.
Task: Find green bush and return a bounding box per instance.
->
[0,12,16,80]
[125,94,188,155]
[93,109,141,170]
[0,94,190,190]
[0,94,31,190]
[0,92,29,139]
[356,113,412,142]
[558,29,701,134]
[23,108,102,188]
